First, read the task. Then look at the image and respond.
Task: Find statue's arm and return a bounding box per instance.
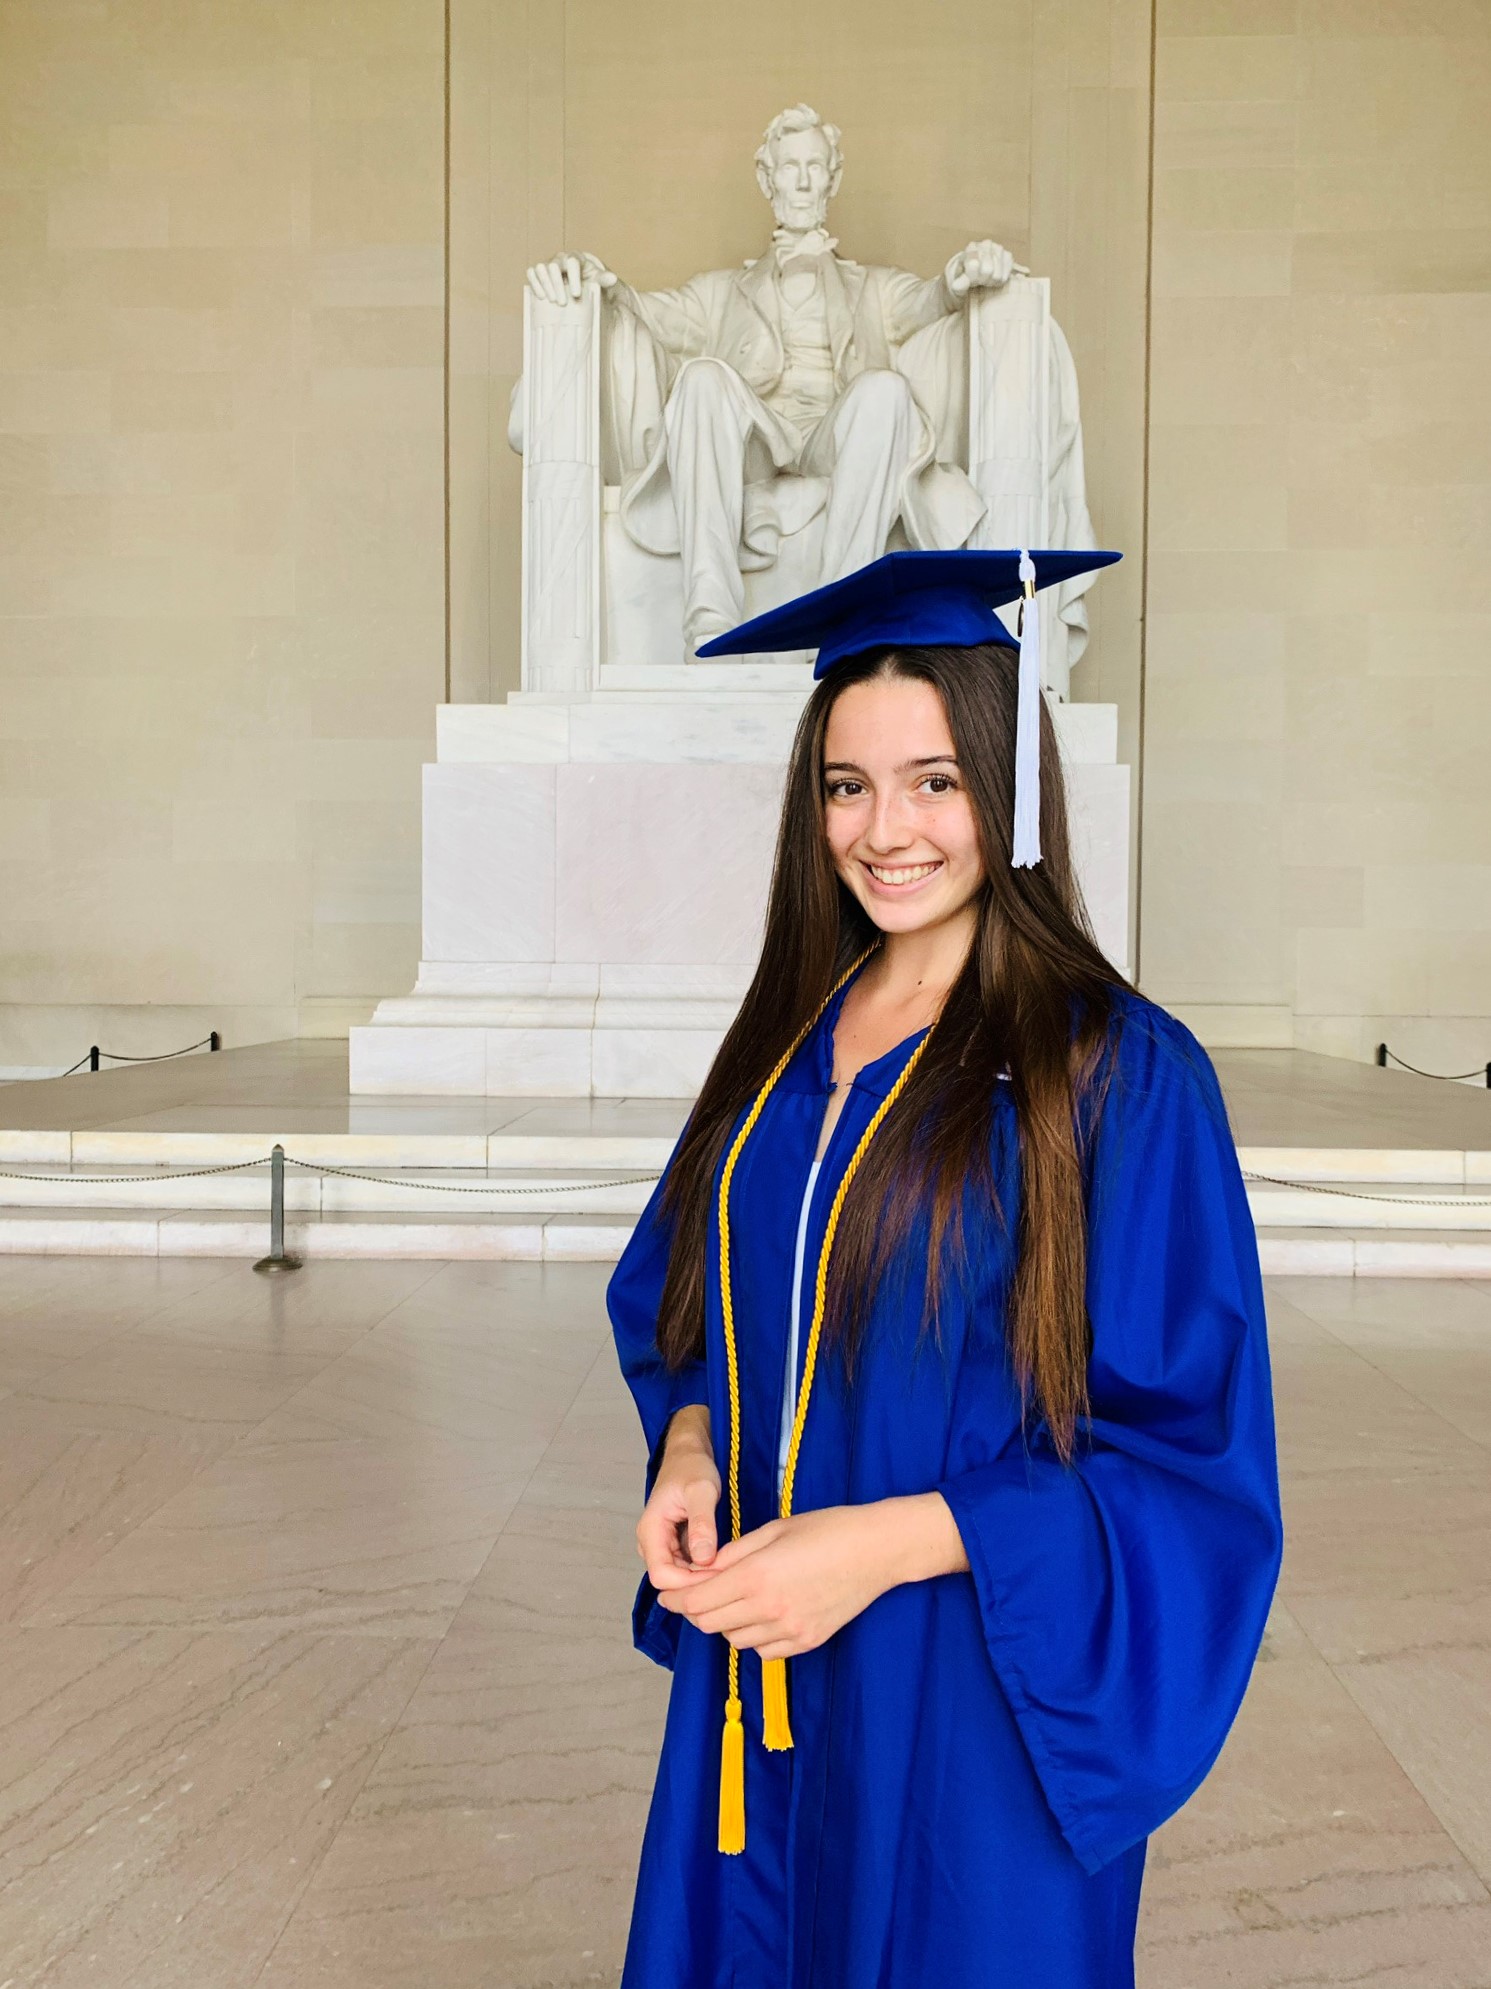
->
[524,254,708,360]
[608,275,711,362]
[874,237,1025,342]
[877,242,1022,343]
[876,265,961,344]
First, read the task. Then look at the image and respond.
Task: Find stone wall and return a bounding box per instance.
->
[0,0,446,1069]
[1146,1,1491,1061]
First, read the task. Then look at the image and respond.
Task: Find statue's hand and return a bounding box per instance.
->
[944,240,1019,298]
[525,252,618,306]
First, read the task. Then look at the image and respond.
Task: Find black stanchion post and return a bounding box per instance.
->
[1374,1044,1388,1068]
[210,1031,222,1052]
[88,1045,100,1072]
[253,1144,303,1275]
[1485,1063,1490,1090]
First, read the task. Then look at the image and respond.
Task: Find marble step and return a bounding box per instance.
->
[1242,1179,1491,1230]
[1254,1229,1491,1278]
[0,1207,635,1261]
[0,1206,1488,1277]
[2,1123,1489,1189]
[1,1164,1490,1236]
[0,1164,657,1216]
[0,1127,677,1171]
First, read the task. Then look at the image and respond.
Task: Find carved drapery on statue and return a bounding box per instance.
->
[603,258,988,564]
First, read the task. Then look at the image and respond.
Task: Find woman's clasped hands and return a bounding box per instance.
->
[638,1404,963,1660]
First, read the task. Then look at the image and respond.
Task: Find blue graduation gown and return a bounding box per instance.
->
[607,980,1283,1988]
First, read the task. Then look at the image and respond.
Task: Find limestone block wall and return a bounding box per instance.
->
[0,0,446,1071]
[1144,0,1491,1063]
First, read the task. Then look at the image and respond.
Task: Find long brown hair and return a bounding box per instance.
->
[654,642,1133,1463]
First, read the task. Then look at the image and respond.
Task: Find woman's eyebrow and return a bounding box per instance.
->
[822,755,960,774]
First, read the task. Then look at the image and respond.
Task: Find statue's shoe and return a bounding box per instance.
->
[684,611,734,660]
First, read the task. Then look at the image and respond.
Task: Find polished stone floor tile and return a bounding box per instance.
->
[127,1256,445,1359]
[1279,1461,1491,1611]
[0,1256,238,1387]
[12,1329,337,1439]
[1274,1275,1491,1348]
[1335,1647,1491,1887]
[1270,1336,1487,1479]
[0,1255,235,1323]
[1272,1277,1491,1451]
[1259,1287,1340,1350]
[373,1256,617,1339]
[0,1624,436,1989]
[257,1559,664,1986]
[1137,1605,1491,1986]
[1353,1349,1491,1453]
[28,1433,541,1637]
[519,1355,659,1518]
[254,1366,663,1987]
[251,1281,611,1455]
[0,1407,229,1625]
[1287,1581,1491,1663]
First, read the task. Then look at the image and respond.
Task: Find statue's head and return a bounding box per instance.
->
[754,104,843,233]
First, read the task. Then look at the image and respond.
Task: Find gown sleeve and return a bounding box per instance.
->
[934,1004,1284,1875]
[607,1131,711,1669]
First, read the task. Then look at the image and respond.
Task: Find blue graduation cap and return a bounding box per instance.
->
[696,546,1121,868]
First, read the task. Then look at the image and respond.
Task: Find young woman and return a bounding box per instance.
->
[607,551,1283,1988]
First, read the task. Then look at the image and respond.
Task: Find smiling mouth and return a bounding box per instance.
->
[863,859,944,888]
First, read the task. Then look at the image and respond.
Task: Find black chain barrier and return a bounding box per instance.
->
[0,1144,667,1277]
[1,1150,1491,1281]
[1376,1043,1491,1087]
[1239,1170,1491,1208]
[36,1033,223,1080]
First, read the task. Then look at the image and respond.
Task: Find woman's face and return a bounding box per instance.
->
[821,673,986,938]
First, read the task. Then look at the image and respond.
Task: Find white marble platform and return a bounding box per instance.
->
[349,695,1132,1098]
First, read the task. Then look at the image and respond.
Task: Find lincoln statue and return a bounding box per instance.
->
[523,103,1090,662]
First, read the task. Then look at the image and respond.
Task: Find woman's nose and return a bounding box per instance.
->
[865,794,915,850]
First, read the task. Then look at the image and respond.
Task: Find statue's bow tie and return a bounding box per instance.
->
[772,228,839,268]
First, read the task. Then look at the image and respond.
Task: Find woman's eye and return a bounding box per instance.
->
[922,775,957,795]
[826,779,864,798]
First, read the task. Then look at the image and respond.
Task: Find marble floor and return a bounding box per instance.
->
[0,1255,1487,1986]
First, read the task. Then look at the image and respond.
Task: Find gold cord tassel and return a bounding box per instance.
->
[712,944,934,1857]
[761,1656,793,1750]
[718,1694,746,1854]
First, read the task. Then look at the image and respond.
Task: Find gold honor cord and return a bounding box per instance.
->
[715,946,937,1855]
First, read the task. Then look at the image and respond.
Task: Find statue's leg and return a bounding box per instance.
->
[806,369,917,583]
[663,359,760,650]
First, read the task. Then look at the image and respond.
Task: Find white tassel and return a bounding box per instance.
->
[1011,550,1042,868]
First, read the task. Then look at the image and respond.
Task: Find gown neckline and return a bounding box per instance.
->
[809,947,934,1103]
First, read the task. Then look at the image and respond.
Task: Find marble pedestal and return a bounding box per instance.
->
[348,679,1131,1098]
